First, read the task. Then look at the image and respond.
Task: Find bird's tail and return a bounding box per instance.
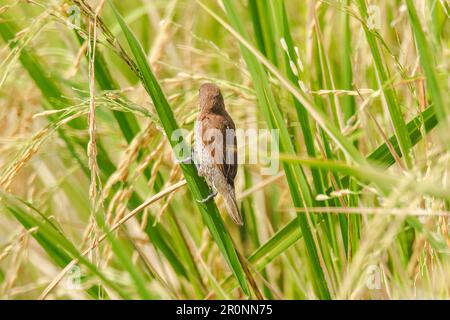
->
[222,184,243,225]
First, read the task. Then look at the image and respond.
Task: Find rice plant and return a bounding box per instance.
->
[0,0,448,300]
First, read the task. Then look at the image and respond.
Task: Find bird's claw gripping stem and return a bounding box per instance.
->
[197,190,218,203]
[176,156,192,164]
[176,148,197,165]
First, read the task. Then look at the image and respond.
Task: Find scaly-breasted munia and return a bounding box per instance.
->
[193,83,242,225]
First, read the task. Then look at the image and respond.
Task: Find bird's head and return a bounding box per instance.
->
[199,83,225,113]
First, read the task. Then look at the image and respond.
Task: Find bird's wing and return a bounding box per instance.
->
[222,114,237,186]
[200,112,238,186]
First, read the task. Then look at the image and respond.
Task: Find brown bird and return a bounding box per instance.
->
[193,83,242,225]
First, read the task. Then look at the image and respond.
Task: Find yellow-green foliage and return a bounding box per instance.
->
[0,0,448,299]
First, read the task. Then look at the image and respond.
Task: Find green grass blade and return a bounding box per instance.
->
[0,13,188,285]
[0,14,119,177]
[92,47,141,143]
[218,105,441,292]
[198,0,366,165]
[405,0,448,121]
[280,157,450,202]
[368,105,437,167]
[0,15,89,174]
[247,0,277,65]
[247,0,267,57]
[357,0,413,168]
[342,0,357,122]
[2,195,131,299]
[98,219,155,299]
[219,0,331,299]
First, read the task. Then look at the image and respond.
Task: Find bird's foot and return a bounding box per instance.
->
[175,156,192,164]
[176,148,198,165]
[197,190,218,203]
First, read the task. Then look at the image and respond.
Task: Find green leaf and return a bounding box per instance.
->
[219,0,331,299]
[2,195,130,299]
[357,0,413,168]
[405,0,448,121]
[219,105,442,292]
[0,13,187,284]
